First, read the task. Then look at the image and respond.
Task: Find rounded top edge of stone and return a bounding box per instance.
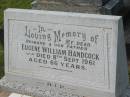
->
[4,8,122,21]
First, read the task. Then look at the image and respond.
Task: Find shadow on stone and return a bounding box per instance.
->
[0,27,4,45]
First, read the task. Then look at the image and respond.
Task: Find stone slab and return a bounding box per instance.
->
[32,0,100,13]
[0,8,129,97]
[32,0,123,14]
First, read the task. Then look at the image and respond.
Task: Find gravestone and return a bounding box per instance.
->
[32,0,130,45]
[32,0,123,14]
[0,8,130,97]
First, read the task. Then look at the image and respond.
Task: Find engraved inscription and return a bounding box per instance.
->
[9,20,111,88]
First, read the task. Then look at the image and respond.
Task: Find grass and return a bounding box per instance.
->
[0,0,33,30]
[0,0,33,78]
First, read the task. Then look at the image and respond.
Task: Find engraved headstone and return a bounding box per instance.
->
[0,8,130,97]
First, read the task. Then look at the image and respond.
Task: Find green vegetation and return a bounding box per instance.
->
[0,0,32,78]
[0,0,33,29]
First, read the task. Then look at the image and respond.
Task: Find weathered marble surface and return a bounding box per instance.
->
[0,8,130,97]
[32,0,100,13]
[1,76,130,97]
[32,0,123,14]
